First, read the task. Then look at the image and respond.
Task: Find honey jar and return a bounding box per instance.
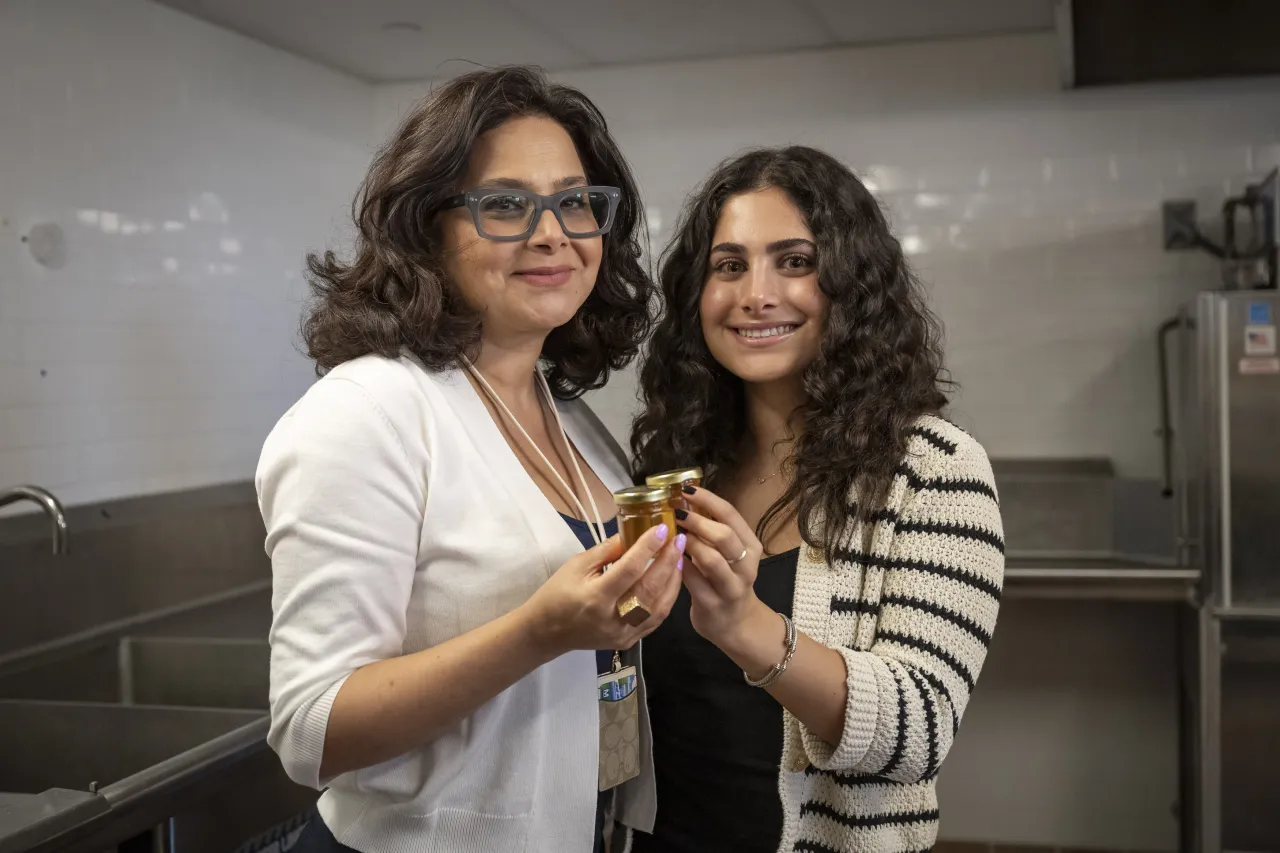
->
[644,466,704,514]
[612,485,677,626]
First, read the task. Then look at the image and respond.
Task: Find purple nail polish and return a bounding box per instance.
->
[677,557,684,572]
[675,533,687,553]
[654,523,670,542]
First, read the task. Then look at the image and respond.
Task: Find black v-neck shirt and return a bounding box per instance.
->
[631,547,800,853]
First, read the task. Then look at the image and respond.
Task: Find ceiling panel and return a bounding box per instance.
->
[805,0,1056,44]
[153,0,1056,83]
[154,0,590,82]
[544,0,834,66]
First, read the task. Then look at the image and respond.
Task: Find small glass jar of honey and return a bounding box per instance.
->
[644,466,704,514]
[612,485,677,625]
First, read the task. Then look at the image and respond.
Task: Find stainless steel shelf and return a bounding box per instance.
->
[1007,566,1200,580]
[1214,606,1280,621]
[1004,558,1200,602]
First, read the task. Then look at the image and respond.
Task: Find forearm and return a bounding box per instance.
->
[718,600,848,748]
[321,601,558,778]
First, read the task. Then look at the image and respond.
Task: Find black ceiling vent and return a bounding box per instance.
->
[1058,0,1280,88]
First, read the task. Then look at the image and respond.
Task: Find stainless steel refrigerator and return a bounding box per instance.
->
[1169,290,1280,853]
[1182,290,1280,612]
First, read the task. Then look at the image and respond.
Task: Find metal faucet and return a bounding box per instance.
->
[0,485,69,555]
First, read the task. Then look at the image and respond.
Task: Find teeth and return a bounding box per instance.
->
[736,325,797,339]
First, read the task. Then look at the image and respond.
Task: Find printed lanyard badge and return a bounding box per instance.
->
[597,652,640,791]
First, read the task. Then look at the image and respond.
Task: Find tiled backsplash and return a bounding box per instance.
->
[0,0,372,509]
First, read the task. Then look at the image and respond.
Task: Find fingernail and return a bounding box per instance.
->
[654,523,670,542]
[675,533,687,554]
[677,557,684,572]
[674,508,688,521]
[682,485,697,495]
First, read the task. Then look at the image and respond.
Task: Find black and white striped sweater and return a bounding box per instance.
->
[779,415,1004,853]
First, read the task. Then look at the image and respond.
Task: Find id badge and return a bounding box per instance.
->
[597,654,641,791]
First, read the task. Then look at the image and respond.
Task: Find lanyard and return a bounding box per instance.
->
[461,357,609,548]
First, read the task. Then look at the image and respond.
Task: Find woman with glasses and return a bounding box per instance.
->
[257,67,679,853]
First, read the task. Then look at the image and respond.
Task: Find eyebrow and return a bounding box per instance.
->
[710,238,816,254]
[475,175,589,192]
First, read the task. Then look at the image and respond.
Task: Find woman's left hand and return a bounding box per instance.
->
[677,486,777,653]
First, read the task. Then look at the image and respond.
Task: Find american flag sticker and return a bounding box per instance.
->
[1244,325,1277,356]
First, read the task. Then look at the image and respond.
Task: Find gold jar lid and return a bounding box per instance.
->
[613,485,671,507]
[645,467,704,488]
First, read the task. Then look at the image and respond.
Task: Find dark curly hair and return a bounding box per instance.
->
[302,66,653,399]
[631,146,952,555]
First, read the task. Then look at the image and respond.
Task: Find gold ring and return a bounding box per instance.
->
[617,596,651,626]
[729,548,748,564]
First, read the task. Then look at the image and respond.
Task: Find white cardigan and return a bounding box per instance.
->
[256,353,656,853]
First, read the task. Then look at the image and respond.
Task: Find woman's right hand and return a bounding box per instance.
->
[523,525,685,655]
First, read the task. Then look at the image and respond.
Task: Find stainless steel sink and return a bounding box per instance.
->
[0,700,264,795]
[0,583,310,852]
[0,637,269,710]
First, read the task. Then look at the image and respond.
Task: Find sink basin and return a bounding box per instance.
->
[0,637,269,710]
[0,700,263,795]
[0,592,308,853]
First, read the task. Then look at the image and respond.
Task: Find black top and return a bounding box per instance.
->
[631,547,800,853]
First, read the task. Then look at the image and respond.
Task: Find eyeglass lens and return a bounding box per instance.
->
[476,190,612,238]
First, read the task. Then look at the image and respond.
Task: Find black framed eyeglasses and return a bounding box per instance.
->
[440,185,621,242]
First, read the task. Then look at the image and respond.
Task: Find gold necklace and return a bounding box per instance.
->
[754,470,783,485]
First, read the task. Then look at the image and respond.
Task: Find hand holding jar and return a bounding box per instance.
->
[669,485,770,654]
[522,522,685,655]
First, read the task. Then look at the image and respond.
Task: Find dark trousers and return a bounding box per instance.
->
[289,813,358,853]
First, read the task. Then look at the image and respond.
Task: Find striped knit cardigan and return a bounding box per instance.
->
[779,416,1004,853]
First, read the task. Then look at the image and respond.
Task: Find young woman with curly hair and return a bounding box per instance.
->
[623,146,1005,853]
[257,67,681,853]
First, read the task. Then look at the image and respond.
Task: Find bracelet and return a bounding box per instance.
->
[744,612,797,689]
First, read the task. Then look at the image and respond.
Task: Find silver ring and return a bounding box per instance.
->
[729,548,748,564]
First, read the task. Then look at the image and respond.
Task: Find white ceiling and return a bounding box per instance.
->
[152,0,1056,83]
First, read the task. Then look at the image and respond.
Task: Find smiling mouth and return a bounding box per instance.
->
[513,266,574,286]
[734,324,800,340]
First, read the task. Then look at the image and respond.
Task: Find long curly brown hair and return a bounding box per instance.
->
[631,146,952,555]
[302,66,653,399]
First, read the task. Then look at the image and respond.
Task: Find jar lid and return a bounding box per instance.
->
[645,467,704,487]
[613,485,671,507]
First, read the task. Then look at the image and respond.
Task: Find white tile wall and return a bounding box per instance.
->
[0,0,373,507]
[377,34,1280,480]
